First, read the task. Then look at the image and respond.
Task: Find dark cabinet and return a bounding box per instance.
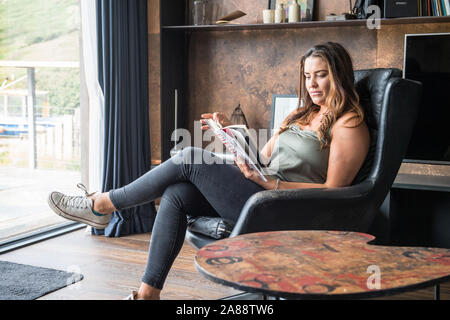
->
[371,174,450,248]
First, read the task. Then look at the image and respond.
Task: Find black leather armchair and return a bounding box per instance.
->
[186,68,422,249]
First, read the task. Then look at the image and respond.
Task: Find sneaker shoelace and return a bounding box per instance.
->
[77,183,97,197]
[60,183,96,210]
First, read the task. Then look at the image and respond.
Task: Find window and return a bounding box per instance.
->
[0,0,85,244]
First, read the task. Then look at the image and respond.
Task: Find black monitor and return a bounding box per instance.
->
[403,33,450,165]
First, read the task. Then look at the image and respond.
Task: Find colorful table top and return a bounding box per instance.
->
[195,231,450,299]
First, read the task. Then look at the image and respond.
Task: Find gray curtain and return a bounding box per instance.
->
[92,0,157,237]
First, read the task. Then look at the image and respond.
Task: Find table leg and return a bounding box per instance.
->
[434,284,440,300]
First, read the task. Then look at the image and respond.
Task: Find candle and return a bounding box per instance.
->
[263,9,275,23]
[174,89,178,144]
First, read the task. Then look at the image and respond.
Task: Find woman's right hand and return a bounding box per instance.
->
[200,112,232,131]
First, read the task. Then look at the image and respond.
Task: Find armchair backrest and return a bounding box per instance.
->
[352,68,402,184]
[352,68,422,213]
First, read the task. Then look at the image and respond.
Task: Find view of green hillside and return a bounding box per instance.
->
[0,1,82,241]
[0,0,80,115]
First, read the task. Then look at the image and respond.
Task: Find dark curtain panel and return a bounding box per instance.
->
[93,0,157,237]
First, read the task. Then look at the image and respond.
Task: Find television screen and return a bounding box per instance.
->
[403,33,450,164]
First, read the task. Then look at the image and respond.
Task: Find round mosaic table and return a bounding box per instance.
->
[195,231,450,299]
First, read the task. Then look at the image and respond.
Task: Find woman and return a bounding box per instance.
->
[47,42,369,300]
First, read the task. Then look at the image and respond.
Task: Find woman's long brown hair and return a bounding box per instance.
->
[279,42,364,149]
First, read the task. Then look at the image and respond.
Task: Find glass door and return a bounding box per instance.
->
[0,0,84,243]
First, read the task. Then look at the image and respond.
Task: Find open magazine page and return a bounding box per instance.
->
[204,119,268,182]
[226,128,263,167]
[225,125,262,165]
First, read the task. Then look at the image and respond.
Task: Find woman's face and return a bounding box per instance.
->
[304,56,331,108]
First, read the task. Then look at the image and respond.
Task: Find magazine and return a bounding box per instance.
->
[203,118,268,182]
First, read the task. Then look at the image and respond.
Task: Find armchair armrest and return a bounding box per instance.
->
[230,180,375,237]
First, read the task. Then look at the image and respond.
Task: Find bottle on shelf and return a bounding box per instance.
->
[275,3,286,23]
[288,0,300,23]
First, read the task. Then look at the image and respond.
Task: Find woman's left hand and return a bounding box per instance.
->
[234,156,275,190]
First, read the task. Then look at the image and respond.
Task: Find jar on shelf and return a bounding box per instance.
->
[192,0,211,25]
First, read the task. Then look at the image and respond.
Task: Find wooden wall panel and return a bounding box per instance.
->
[148,0,161,163]
[149,33,161,164]
[188,26,377,132]
[377,22,450,69]
[148,0,160,34]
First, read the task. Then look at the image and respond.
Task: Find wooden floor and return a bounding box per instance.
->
[0,229,448,300]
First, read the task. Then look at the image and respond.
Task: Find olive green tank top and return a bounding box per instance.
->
[265,124,330,183]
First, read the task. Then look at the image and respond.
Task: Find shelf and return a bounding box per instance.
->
[161,16,450,32]
[393,173,450,192]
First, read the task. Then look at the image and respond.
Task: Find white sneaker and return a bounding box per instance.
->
[47,183,111,229]
[124,290,143,300]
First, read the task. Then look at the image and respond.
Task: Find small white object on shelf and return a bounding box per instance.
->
[288,0,300,23]
[263,9,275,24]
[326,14,337,21]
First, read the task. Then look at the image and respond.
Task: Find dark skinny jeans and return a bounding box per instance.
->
[109,147,265,290]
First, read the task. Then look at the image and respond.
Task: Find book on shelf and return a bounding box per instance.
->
[443,0,450,15]
[203,118,268,182]
[418,0,450,16]
[436,0,449,15]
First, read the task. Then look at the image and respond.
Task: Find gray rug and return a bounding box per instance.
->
[0,261,83,300]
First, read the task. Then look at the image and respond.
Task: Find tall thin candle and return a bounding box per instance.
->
[174,89,178,145]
